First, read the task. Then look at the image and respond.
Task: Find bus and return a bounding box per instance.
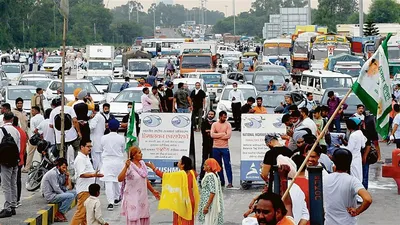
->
[142,38,194,57]
[262,38,292,64]
[387,35,400,76]
[310,34,351,69]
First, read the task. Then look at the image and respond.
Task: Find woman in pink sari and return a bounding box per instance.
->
[118,147,160,225]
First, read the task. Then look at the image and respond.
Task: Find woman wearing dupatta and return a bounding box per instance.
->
[118,147,160,225]
[146,156,200,225]
[198,158,224,225]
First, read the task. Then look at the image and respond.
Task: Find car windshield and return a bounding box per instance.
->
[128,61,151,71]
[88,61,113,70]
[181,55,211,68]
[64,82,99,94]
[114,90,142,102]
[2,65,20,73]
[322,90,362,105]
[313,49,327,60]
[86,76,112,85]
[221,88,256,100]
[244,73,253,81]
[8,89,36,100]
[254,74,285,85]
[294,41,308,54]
[388,48,400,60]
[200,74,222,84]
[321,77,353,88]
[45,57,62,63]
[258,93,285,107]
[19,80,51,89]
[259,66,289,76]
[155,60,168,68]
[109,82,138,92]
[113,60,122,67]
[335,68,361,77]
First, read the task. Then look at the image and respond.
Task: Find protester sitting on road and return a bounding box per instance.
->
[41,158,76,222]
[323,148,372,225]
[241,97,256,114]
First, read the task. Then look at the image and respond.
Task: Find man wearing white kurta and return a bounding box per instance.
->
[89,108,106,171]
[99,119,125,211]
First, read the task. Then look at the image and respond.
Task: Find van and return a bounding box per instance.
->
[299,70,353,101]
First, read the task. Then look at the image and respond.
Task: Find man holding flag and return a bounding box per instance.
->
[352,34,393,142]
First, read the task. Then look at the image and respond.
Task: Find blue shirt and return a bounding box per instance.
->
[120,82,129,91]
[147,75,156,86]
[267,84,277,91]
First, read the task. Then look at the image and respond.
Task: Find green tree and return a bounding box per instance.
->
[346,12,367,24]
[364,19,380,36]
[313,0,358,32]
[368,0,400,23]
[110,21,143,44]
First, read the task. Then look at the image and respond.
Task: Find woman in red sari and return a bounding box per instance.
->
[146,156,199,225]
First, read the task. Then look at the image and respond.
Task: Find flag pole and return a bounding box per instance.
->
[60,16,67,157]
[281,88,353,201]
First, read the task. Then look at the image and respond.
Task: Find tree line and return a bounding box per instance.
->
[212,0,400,37]
[0,0,224,50]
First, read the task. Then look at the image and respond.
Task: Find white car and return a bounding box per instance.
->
[215,84,258,122]
[41,56,71,77]
[18,77,53,91]
[104,79,139,103]
[45,79,106,104]
[0,85,50,116]
[85,75,113,93]
[2,63,26,85]
[108,87,144,122]
[18,72,54,81]
[172,78,212,110]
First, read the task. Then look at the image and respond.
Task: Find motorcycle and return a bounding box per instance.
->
[25,140,58,191]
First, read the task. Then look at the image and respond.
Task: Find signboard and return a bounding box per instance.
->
[327,45,335,56]
[87,45,113,59]
[240,114,286,181]
[139,113,191,179]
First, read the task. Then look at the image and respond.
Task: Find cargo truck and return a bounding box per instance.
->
[79,45,115,79]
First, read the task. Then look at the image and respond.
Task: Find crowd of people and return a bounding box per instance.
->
[0,67,392,225]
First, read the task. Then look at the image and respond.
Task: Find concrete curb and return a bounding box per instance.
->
[21,198,76,225]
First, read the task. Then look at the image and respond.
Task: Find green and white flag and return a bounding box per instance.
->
[352,34,393,139]
[125,102,137,151]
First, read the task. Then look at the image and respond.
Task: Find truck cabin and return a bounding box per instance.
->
[179,53,215,75]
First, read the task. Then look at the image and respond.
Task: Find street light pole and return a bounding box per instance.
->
[359,0,364,36]
[233,0,236,35]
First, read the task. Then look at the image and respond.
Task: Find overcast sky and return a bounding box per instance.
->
[106,0,373,16]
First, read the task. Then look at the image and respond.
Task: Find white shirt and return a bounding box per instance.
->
[74,151,95,194]
[141,94,152,112]
[37,119,55,144]
[84,196,106,225]
[347,130,366,183]
[100,132,126,182]
[100,132,125,159]
[289,181,310,224]
[49,106,78,144]
[298,99,317,111]
[323,172,364,225]
[0,115,4,127]
[352,113,365,121]
[0,123,21,152]
[89,113,106,153]
[30,114,44,138]
[149,93,160,110]
[228,89,245,103]
[287,82,300,92]
[301,117,318,136]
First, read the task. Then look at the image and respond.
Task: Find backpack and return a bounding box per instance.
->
[54,113,73,131]
[0,127,20,167]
